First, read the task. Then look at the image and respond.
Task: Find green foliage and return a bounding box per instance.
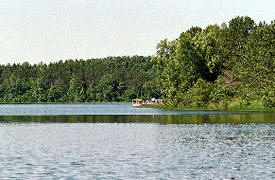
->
[184,26,202,39]
[156,39,178,58]
[154,33,208,106]
[0,56,159,103]
[121,89,137,102]
[228,97,249,109]
[195,24,221,80]
[210,83,235,109]
[234,21,275,98]
[154,16,274,109]
[86,83,97,102]
[183,78,213,107]
[217,16,255,71]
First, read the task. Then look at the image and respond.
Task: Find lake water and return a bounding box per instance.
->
[0,103,274,179]
[0,103,249,115]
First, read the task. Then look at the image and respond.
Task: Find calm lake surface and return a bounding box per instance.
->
[0,103,274,179]
[0,103,254,115]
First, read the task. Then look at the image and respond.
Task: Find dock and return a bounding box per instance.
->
[132,98,163,107]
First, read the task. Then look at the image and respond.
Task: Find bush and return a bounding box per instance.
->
[228,97,248,109]
[209,81,235,109]
[248,99,265,109]
[182,78,213,107]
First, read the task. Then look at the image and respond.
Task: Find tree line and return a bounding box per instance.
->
[0,16,274,109]
[0,56,160,103]
[154,16,274,109]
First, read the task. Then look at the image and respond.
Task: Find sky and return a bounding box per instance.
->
[0,0,274,65]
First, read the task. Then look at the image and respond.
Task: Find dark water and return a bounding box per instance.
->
[0,104,274,179]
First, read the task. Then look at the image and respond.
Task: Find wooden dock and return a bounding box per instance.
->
[132,98,163,107]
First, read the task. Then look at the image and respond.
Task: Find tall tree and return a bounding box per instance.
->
[218,16,255,70]
[234,21,275,107]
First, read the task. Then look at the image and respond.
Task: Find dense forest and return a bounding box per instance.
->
[154,16,274,109]
[0,56,160,103]
[0,16,274,109]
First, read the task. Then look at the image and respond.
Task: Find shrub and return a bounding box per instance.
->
[182,78,213,107]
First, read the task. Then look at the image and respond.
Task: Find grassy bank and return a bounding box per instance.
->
[140,104,275,112]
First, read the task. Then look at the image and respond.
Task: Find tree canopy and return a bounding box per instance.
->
[0,56,160,103]
[154,16,274,109]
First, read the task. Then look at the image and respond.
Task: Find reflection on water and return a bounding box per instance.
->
[0,103,260,115]
[0,103,273,124]
[0,103,182,115]
[0,113,274,124]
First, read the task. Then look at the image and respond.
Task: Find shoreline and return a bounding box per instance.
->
[0,102,129,105]
[139,104,275,112]
[0,102,274,112]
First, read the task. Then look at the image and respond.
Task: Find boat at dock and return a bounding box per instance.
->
[132,98,163,107]
[132,99,143,107]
